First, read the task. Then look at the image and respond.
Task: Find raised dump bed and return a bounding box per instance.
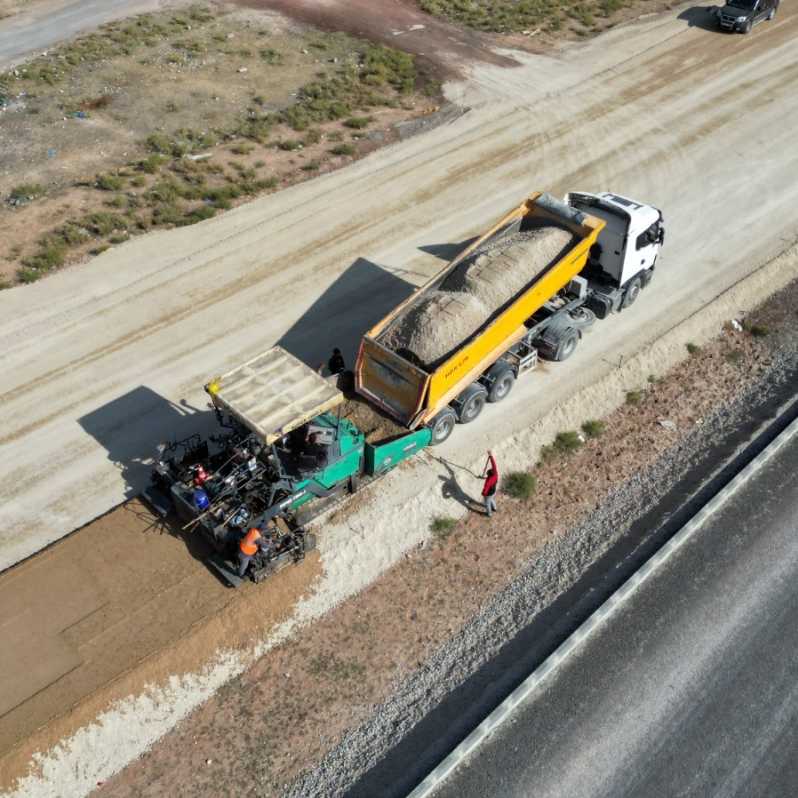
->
[355,191,605,429]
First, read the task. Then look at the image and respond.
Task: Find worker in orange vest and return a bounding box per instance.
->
[238,527,269,578]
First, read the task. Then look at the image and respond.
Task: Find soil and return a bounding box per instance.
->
[88,279,798,798]
[0,499,321,788]
[237,0,520,81]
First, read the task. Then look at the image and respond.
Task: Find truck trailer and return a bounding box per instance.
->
[145,190,663,585]
[356,191,664,444]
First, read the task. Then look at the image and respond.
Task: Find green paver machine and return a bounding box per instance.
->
[144,346,430,586]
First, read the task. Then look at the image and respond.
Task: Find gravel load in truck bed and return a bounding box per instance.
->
[383,223,574,369]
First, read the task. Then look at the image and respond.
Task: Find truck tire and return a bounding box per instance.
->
[743,17,752,32]
[768,5,776,19]
[486,365,516,403]
[622,276,642,308]
[554,328,579,362]
[429,407,457,445]
[456,383,488,424]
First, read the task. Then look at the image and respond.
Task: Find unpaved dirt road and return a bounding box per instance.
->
[2,4,798,574]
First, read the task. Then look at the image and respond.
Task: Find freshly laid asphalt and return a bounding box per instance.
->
[433,429,798,798]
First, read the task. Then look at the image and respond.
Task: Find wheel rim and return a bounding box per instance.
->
[561,336,577,359]
[434,415,455,442]
[462,394,485,422]
[495,374,512,400]
[626,282,640,305]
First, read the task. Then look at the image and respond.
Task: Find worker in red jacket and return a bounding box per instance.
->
[481,451,499,517]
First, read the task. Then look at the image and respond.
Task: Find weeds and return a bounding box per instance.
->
[686,342,701,355]
[581,419,605,438]
[9,183,45,202]
[540,430,584,463]
[503,471,536,500]
[330,143,355,156]
[277,139,302,151]
[301,161,320,172]
[430,516,457,541]
[744,321,769,337]
[626,389,643,406]
[96,173,124,191]
[344,116,372,129]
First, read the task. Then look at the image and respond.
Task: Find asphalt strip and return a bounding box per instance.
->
[407,411,798,798]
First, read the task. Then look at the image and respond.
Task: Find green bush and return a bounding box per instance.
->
[22,236,66,271]
[430,516,457,541]
[9,183,45,201]
[17,267,44,283]
[259,48,283,64]
[81,211,128,236]
[686,342,701,355]
[744,321,769,337]
[626,390,643,406]
[503,471,536,500]
[330,143,355,156]
[58,223,90,247]
[343,116,372,129]
[540,430,583,463]
[301,160,320,172]
[277,138,302,151]
[581,419,605,438]
[180,204,216,225]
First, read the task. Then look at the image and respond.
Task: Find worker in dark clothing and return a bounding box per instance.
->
[328,348,346,375]
[238,527,270,577]
[481,451,499,517]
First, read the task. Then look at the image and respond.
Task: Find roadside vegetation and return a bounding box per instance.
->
[419,0,633,35]
[0,5,431,286]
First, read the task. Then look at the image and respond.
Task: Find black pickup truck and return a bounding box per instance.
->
[716,0,779,32]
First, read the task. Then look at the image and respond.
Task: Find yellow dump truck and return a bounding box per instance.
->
[356,190,664,444]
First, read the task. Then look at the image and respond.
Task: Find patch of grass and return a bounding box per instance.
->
[744,321,769,337]
[581,419,605,439]
[95,173,124,191]
[304,128,322,145]
[0,278,12,290]
[330,143,355,156]
[686,342,701,355]
[80,211,128,236]
[229,142,254,156]
[90,243,110,256]
[301,160,320,172]
[22,236,66,271]
[255,177,278,190]
[138,154,168,174]
[343,115,372,129]
[503,471,536,500]
[276,139,302,151]
[180,204,216,224]
[204,185,242,208]
[57,223,90,247]
[259,48,283,64]
[9,183,45,201]
[626,389,643,406]
[17,267,44,284]
[430,516,457,541]
[130,175,147,187]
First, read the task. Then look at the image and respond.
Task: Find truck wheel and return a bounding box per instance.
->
[429,407,457,446]
[622,277,642,308]
[768,6,776,19]
[456,383,488,424]
[554,328,579,362]
[743,18,752,32]
[487,367,515,403]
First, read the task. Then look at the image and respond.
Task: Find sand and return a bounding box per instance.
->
[384,224,574,368]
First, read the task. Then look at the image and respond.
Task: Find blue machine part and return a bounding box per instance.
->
[193,488,210,511]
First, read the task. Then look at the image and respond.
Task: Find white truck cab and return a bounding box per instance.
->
[566,191,665,316]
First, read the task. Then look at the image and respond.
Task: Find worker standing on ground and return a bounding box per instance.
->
[238,527,269,577]
[328,348,346,375]
[481,451,499,517]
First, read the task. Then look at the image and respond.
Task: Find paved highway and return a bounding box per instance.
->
[433,426,798,798]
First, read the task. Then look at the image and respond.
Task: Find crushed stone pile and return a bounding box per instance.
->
[384,223,574,369]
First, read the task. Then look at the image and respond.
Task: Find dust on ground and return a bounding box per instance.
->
[0,498,321,790]
[0,3,439,286]
[92,280,798,797]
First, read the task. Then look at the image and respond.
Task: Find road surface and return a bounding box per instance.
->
[0,0,184,69]
[432,425,798,798]
[2,4,798,570]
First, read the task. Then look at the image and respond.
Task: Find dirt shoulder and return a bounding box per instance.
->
[89,280,798,798]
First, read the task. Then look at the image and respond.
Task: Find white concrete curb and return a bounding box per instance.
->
[407,412,798,798]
